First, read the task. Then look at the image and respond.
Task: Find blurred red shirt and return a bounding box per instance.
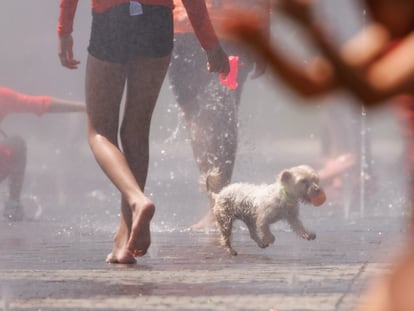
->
[0,88,51,121]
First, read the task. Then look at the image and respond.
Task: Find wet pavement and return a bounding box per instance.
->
[0,204,408,311]
[0,136,410,311]
[0,2,410,310]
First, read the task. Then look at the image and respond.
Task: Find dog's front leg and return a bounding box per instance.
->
[287,217,316,240]
[259,223,275,247]
[245,220,269,248]
[255,216,275,247]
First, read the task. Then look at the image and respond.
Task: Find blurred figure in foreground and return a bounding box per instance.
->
[0,87,85,221]
[222,0,414,310]
[57,0,229,264]
[169,0,270,230]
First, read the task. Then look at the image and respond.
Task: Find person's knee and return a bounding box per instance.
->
[87,125,118,150]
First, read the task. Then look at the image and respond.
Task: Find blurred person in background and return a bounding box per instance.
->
[0,87,84,221]
[317,94,375,207]
[169,0,270,230]
[57,0,229,264]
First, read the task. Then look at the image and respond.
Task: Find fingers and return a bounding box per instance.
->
[59,52,80,69]
[58,35,80,69]
[222,60,231,75]
[209,61,230,74]
[207,62,230,74]
[206,44,230,74]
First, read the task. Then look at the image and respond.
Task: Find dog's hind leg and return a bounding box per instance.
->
[218,218,238,256]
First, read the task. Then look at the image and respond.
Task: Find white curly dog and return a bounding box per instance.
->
[202,165,326,256]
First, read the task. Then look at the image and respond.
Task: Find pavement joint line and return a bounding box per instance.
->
[0,264,363,284]
[334,261,368,311]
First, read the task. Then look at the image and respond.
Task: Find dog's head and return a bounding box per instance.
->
[279,165,326,206]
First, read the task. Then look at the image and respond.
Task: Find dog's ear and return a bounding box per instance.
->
[280,170,292,184]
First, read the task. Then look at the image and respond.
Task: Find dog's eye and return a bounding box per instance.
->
[299,179,310,186]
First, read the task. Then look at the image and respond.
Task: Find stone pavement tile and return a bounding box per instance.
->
[0,263,370,311]
[0,210,404,311]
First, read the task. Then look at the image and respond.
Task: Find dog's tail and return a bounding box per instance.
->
[199,167,222,200]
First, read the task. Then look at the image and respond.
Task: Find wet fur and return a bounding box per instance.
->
[203,165,323,256]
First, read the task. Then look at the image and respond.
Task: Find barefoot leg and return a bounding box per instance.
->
[106,198,136,264]
[121,56,170,256]
[106,196,155,262]
[180,83,239,230]
[86,55,160,263]
[126,199,155,256]
[168,36,245,231]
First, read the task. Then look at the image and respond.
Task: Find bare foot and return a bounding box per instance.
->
[106,228,137,264]
[190,210,216,231]
[127,199,155,257]
[105,249,136,264]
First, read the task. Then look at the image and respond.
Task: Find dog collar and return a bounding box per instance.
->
[280,186,298,206]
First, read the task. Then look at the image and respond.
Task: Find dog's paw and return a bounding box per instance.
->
[263,234,275,245]
[256,241,269,248]
[305,232,316,240]
[227,248,238,256]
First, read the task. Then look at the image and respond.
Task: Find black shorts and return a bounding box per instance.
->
[88,3,173,63]
[168,33,253,105]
